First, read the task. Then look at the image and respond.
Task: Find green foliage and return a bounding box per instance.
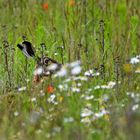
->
[0,0,140,140]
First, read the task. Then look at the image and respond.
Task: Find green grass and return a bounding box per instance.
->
[0,0,140,140]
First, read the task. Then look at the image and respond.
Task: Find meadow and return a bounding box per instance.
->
[0,0,140,140]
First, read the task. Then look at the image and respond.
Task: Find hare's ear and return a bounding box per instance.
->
[22,41,35,57]
[17,41,35,58]
[17,44,24,50]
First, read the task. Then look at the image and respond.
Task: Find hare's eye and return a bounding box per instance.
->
[44,58,49,65]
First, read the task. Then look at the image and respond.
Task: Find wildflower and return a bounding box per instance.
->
[58,84,64,90]
[107,81,116,88]
[47,85,54,94]
[64,117,74,123]
[135,67,140,73]
[71,87,80,93]
[77,83,82,87]
[94,85,109,89]
[94,81,116,89]
[104,114,110,120]
[26,79,30,83]
[18,86,27,92]
[81,108,93,117]
[61,46,64,49]
[40,90,45,96]
[14,111,19,117]
[85,88,92,94]
[132,104,139,111]
[123,63,133,73]
[84,95,94,100]
[130,57,140,64]
[58,84,68,91]
[102,94,109,102]
[69,0,75,6]
[126,92,140,103]
[42,3,49,10]
[71,65,82,75]
[64,78,71,83]
[86,103,92,108]
[31,97,37,102]
[47,94,56,104]
[84,69,93,76]
[84,69,100,77]
[92,109,109,121]
[54,53,58,56]
[58,96,64,102]
[80,107,93,125]
[81,117,91,124]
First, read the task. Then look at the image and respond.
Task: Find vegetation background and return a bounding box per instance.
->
[0,0,140,140]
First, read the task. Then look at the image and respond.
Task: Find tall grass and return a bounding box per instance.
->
[0,0,140,139]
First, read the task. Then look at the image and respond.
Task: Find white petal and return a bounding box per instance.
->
[130,57,140,64]
[18,86,27,92]
[71,66,82,75]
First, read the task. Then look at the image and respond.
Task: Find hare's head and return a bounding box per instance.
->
[17,40,61,83]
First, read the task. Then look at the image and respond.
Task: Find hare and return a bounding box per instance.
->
[17,41,62,83]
